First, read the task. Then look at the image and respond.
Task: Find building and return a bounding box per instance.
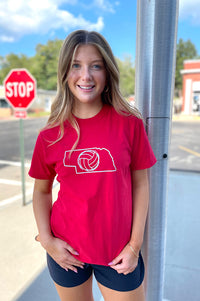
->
[30,89,56,113]
[181,60,200,114]
[0,85,12,117]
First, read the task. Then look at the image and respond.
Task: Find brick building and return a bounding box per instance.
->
[181,60,200,114]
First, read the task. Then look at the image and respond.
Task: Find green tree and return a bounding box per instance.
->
[0,53,31,84]
[31,39,63,90]
[0,39,63,89]
[175,38,198,91]
[116,56,135,97]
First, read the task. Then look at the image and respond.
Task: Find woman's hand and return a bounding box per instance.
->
[108,244,139,275]
[40,235,85,273]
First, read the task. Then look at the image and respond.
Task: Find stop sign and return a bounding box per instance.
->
[4,68,36,109]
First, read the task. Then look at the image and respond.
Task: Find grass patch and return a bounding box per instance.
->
[28,111,50,118]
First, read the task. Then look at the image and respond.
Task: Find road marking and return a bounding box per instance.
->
[0,179,32,186]
[179,146,200,157]
[0,188,33,207]
[0,180,59,207]
[170,156,180,161]
[0,160,31,168]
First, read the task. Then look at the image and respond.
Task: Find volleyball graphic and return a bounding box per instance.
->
[77,150,100,171]
[63,147,117,174]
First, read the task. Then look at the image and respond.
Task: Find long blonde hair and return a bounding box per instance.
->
[46,30,142,147]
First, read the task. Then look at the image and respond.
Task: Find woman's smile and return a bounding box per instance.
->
[77,85,95,91]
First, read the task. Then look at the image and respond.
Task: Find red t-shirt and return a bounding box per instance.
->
[29,104,156,265]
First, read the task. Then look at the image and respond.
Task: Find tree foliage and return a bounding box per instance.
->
[31,39,63,90]
[0,39,62,90]
[0,39,135,96]
[0,53,32,84]
[116,56,135,97]
[175,38,198,90]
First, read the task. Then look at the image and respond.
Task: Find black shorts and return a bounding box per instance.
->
[47,252,145,292]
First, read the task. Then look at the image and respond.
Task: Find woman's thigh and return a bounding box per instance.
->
[54,275,94,301]
[97,281,145,301]
[47,253,94,301]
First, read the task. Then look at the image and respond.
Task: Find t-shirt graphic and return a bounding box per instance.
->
[63,147,117,174]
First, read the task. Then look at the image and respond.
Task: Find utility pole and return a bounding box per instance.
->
[135,1,179,300]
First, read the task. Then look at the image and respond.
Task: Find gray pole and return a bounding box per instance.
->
[19,118,26,206]
[135,1,179,300]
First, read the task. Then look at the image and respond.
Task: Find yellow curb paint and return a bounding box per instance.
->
[179,146,200,157]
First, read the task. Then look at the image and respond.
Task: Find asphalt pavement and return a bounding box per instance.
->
[0,117,47,161]
[0,115,200,301]
[170,119,200,172]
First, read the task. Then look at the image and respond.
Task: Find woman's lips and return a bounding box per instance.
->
[78,85,95,90]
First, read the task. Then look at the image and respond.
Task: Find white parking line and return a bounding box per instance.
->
[0,188,33,207]
[0,180,59,208]
[0,179,32,186]
[0,159,31,168]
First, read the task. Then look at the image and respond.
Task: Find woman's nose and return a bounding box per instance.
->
[81,66,92,81]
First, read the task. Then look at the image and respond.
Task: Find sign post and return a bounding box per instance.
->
[19,118,26,206]
[4,69,36,206]
[135,1,179,299]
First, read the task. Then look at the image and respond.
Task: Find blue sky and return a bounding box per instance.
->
[0,0,200,61]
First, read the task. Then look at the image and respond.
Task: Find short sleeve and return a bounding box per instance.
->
[29,133,56,179]
[131,118,157,170]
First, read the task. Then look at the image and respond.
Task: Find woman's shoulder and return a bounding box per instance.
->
[38,123,62,142]
[38,119,74,145]
[109,105,142,125]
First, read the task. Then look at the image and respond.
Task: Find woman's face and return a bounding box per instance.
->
[67,44,106,109]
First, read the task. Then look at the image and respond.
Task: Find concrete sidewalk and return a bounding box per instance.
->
[164,170,200,301]
[0,170,200,301]
[0,184,59,301]
[0,181,103,301]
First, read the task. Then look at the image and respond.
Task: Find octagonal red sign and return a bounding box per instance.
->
[4,69,36,109]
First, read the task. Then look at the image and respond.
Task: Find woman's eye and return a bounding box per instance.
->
[72,63,80,69]
[91,64,102,70]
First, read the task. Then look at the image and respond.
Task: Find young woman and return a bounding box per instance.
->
[29,30,157,301]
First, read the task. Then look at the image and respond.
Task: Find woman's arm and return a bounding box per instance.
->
[33,178,54,245]
[129,169,149,252]
[33,179,85,272]
[109,169,149,275]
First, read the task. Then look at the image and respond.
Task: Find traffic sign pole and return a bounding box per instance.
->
[19,118,26,206]
[4,69,36,206]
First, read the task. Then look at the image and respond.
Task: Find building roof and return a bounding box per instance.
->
[180,69,200,75]
[184,59,200,64]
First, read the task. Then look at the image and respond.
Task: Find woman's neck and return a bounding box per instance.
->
[72,102,103,119]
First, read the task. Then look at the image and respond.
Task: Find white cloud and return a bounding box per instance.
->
[93,0,116,13]
[80,0,118,13]
[0,0,104,42]
[0,36,15,43]
[179,0,200,25]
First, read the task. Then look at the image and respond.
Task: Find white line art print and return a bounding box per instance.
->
[63,148,117,174]
[77,150,100,172]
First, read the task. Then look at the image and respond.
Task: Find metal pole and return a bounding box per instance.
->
[135,1,179,300]
[19,118,26,206]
